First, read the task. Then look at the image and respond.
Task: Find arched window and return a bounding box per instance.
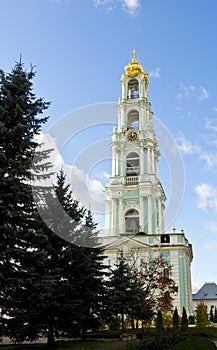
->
[125,209,139,234]
[127,79,139,99]
[127,110,139,130]
[126,152,140,176]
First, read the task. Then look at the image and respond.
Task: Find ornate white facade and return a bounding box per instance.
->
[99,52,193,315]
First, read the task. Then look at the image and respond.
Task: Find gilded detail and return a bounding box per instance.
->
[121,55,149,84]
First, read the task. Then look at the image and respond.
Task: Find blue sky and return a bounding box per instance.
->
[2,0,217,292]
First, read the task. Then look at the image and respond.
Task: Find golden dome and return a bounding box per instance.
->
[125,57,145,77]
[121,50,148,82]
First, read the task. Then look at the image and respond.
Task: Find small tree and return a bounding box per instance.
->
[181,307,188,332]
[173,308,179,332]
[155,310,164,333]
[213,306,217,323]
[188,315,195,325]
[139,256,178,317]
[210,305,214,322]
[108,251,135,332]
[195,302,208,329]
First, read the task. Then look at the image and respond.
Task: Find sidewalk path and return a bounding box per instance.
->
[213,340,217,348]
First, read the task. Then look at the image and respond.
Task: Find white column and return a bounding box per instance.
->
[120,145,124,177]
[119,198,124,234]
[115,150,119,176]
[148,195,152,234]
[158,199,162,234]
[112,199,117,236]
[122,84,125,99]
[151,148,154,174]
[155,156,158,177]
[161,203,165,233]
[118,109,121,132]
[140,147,144,174]
[112,147,116,176]
[147,148,151,173]
[139,196,144,231]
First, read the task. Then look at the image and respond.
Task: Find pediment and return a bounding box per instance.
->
[99,235,150,252]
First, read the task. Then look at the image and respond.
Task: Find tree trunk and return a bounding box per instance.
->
[131,314,135,329]
[81,326,86,340]
[47,326,56,348]
[121,314,125,332]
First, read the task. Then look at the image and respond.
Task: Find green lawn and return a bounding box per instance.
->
[2,328,217,350]
[170,336,216,350]
[0,341,99,350]
[0,340,127,350]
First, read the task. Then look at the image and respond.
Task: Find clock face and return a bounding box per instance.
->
[126,129,138,142]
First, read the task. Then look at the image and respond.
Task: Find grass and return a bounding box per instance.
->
[0,341,98,349]
[0,340,127,350]
[2,327,217,350]
[170,336,216,350]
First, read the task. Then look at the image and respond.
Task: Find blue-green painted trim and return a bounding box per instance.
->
[144,197,148,233]
[116,200,119,229]
[178,235,184,243]
[179,256,186,310]
[152,197,156,233]
[144,148,147,173]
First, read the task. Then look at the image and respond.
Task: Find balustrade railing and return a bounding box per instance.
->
[125,176,138,185]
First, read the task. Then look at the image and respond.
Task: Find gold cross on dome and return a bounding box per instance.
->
[131,49,137,59]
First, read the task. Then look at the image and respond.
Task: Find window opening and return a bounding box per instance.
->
[128,79,139,99]
[126,152,140,176]
[125,209,139,234]
[127,110,139,130]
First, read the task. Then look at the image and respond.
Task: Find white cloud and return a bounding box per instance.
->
[200,151,217,169]
[177,131,217,169]
[199,86,209,100]
[120,0,140,15]
[67,165,105,210]
[87,178,105,202]
[49,0,66,3]
[33,133,105,224]
[192,282,203,294]
[206,222,217,233]
[177,132,199,154]
[149,68,161,78]
[93,0,140,15]
[102,171,110,179]
[180,83,195,98]
[195,183,217,212]
[205,119,217,132]
[177,93,182,100]
[180,83,209,100]
[93,0,116,12]
[204,241,217,250]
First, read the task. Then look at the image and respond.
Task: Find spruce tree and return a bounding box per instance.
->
[0,61,50,340]
[181,307,188,332]
[108,251,135,332]
[31,170,106,344]
[54,171,106,339]
[155,310,164,333]
[173,308,179,332]
[210,306,214,322]
[214,307,217,323]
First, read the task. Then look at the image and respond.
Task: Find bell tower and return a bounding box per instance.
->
[105,50,166,237]
[100,51,193,315]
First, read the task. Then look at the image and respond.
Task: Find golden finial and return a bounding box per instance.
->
[120,50,149,87]
[131,49,137,59]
